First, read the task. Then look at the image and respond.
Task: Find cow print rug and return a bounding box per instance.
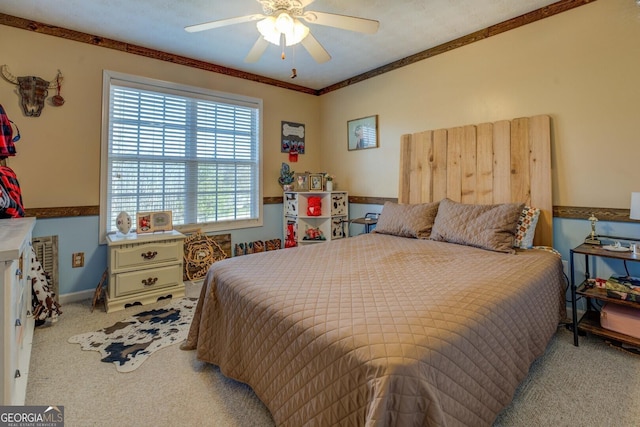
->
[68,297,197,373]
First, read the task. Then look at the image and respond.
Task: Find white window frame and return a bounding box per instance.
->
[99,70,263,243]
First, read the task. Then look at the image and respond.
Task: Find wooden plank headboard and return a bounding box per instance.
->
[399,115,552,247]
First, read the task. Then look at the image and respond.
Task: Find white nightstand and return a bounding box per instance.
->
[106,230,186,312]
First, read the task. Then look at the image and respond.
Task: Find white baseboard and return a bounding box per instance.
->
[59,280,204,305]
[59,289,94,305]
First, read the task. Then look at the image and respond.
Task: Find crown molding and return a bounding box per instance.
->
[0,0,595,95]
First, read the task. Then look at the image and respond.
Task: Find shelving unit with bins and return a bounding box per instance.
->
[570,242,640,348]
[284,191,348,245]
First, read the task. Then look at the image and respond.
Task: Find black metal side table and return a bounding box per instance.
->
[570,241,640,348]
[349,213,379,235]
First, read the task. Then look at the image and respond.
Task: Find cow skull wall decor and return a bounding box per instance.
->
[1,65,64,117]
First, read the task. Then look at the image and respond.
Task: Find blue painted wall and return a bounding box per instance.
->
[34,216,107,298]
[34,204,285,299]
[554,216,640,311]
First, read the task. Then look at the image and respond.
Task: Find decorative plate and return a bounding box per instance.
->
[602,245,631,252]
[183,232,229,281]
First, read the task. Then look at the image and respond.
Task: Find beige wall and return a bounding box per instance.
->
[320,0,640,208]
[2,0,638,211]
[0,26,321,208]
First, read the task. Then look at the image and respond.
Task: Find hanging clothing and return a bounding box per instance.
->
[0,165,25,218]
[0,104,20,159]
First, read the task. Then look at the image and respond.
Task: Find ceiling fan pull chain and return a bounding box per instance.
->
[280,33,286,59]
[291,45,297,79]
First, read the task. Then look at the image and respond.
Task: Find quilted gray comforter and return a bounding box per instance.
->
[183,233,565,426]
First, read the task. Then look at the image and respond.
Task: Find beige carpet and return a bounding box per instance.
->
[27,281,640,426]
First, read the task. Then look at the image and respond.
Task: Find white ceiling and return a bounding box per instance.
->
[1,0,560,91]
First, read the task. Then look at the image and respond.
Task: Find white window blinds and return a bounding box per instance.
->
[100,71,262,239]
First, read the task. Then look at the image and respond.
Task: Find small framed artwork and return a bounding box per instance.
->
[309,173,324,191]
[348,115,379,151]
[295,173,308,191]
[136,211,173,234]
[281,121,306,154]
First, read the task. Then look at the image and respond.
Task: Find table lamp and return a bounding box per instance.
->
[631,193,640,220]
[630,193,640,254]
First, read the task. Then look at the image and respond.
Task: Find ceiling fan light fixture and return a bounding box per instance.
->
[289,19,309,44]
[257,12,309,46]
[257,17,278,44]
[275,12,294,34]
[188,0,378,64]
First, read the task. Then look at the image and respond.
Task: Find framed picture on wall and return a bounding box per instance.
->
[348,115,379,151]
[281,121,306,154]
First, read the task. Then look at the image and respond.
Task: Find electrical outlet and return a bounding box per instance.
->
[72,252,84,268]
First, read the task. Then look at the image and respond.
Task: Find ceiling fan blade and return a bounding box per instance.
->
[245,37,270,63]
[300,11,379,34]
[185,14,264,33]
[301,33,331,63]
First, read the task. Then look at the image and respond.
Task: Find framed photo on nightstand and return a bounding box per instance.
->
[136,211,173,234]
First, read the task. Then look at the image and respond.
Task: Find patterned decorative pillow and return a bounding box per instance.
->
[532,246,561,257]
[513,206,541,249]
[373,201,440,239]
[430,198,524,253]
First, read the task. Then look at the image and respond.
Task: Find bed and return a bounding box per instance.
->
[183,115,566,426]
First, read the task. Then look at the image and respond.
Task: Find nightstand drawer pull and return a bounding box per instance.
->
[15,319,21,327]
[141,251,158,260]
[15,369,21,378]
[142,277,158,287]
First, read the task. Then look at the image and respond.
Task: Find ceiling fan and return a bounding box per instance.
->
[184,0,379,64]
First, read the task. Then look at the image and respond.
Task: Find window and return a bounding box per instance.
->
[100,71,262,241]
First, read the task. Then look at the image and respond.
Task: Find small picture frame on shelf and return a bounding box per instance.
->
[136,211,173,234]
[308,173,323,191]
[295,173,308,191]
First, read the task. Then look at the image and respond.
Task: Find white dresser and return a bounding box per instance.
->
[106,230,186,312]
[0,217,36,405]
